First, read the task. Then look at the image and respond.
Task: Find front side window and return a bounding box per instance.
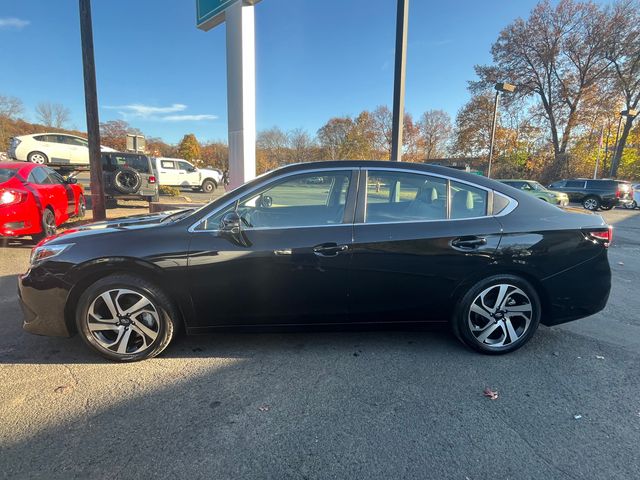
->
[178,161,194,171]
[365,171,447,223]
[197,171,352,231]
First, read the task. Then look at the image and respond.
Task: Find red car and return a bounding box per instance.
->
[0,162,85,240]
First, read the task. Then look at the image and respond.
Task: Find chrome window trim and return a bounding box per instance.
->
[188,165,519,233]
[188,167,356,233]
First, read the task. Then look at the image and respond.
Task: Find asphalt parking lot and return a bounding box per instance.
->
[1,208,639,479]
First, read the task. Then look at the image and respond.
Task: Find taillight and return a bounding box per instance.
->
[149,176,156,184]
[0,189,26,206]
[585,226,613,247]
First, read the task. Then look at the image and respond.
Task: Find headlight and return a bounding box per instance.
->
[30,243,74,266]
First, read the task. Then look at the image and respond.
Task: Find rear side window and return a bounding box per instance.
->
[28,167,51,184]
[565,181,586,188]
[450,181,487,219]
[161,160,175,169]
[549,181,565,189]
[0,168,17,182]
[365,171,447,223]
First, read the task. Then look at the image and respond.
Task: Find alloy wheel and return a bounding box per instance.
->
[43,210,57,237]
[468,284,533,349]
[584,198,598,210]
[86,289,160,355]
[29,153,46,164]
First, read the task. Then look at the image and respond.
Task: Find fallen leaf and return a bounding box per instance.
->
[618,262,624,266]
[574,414,582,420]
[258,405,270,412]
[483,387,498,400]
[595,355,605,360]
[54,385,72,394]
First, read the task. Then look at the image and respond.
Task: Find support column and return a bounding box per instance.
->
[225,1,256,189]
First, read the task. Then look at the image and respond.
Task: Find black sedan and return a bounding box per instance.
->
[19,161,612,361]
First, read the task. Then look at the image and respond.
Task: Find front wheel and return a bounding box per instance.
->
[624,201,637,209]
[201,179,216,193]
[452,275,541,355]
[76,274,178,362]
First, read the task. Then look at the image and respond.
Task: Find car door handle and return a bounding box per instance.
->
[451,236,487,250]
[274,248,292,256]
[313,243,349,257]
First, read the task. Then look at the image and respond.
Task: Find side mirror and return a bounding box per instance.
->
[261,195,273,208]
[220,211,241,234]
[189,167,197,173]
[65,177,78,185]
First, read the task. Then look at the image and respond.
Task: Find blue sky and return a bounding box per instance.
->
[1,0,564,144]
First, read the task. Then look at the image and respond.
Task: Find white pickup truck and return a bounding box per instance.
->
[154,157,223,193]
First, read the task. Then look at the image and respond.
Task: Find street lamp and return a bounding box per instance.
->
[487,82,516,178]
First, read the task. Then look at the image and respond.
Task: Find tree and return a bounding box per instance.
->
[200,141,228,170]
[317,117,356,160]
[0,94,24,151]
[288,128,316,163]
[99,120,142,151]
[370,106,393,159]
[473,0,613,176]
[607,0,640,176]
[419,110,452,160]
[35,102,71,128]
[178,134,201,162]
[257,127,289,166]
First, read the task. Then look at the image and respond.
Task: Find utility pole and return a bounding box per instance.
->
[487,82,516,178]
[593,125,603,179]
[79,0,106,221]
[390,0,409,162]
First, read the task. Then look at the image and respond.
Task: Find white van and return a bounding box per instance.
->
[154,157,223,193]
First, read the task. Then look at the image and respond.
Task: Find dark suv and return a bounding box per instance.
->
[548,178,633,211]
[102,152,159,203]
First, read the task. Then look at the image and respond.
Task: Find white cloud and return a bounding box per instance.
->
[104,103,187,118]
[103,103,217,122]
[162,114,218,122]
[0,17,30,29]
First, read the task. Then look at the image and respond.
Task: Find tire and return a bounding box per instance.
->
[147,193,160,203]
[201,179,216,193]
[32,208,57,242]
[624,201,637,209]
[113,167,142,194]
[28,151,48,164]
[76,274,178,362]
[77,195,86,218]
[452,274,541,355]
[582,196,600,211]
[600,205,613,211]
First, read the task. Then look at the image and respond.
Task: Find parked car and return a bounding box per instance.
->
[623,183,639,209]
[498,179,569,206]
[19,161,612,361]
[1,162,85,240]
[8,133,116,166]
[102,152,159,203]
[154,157,223,193]
[547,178,634,210]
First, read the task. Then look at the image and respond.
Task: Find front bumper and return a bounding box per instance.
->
[18,268,73,337]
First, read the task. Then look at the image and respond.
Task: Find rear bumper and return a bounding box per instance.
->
[540,250,611,326]
[0,205,40,236]
[18,268,73,337]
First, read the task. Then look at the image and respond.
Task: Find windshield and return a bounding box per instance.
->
[529,181,546,191]
[0,167,18,183]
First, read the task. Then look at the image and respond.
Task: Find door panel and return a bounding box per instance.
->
[186,169,357,328]
[187,226,352,327]
[350,218,502,323]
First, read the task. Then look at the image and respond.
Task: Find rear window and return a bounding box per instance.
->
[0,167,18,182]
[110,154,150,173]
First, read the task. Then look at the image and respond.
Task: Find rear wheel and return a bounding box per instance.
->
[28,151,48,164]
[624,201,637,209]
[76,274,178,362]
[452,275,541,354]
[32,208,57,241]
[583,196,600,211]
